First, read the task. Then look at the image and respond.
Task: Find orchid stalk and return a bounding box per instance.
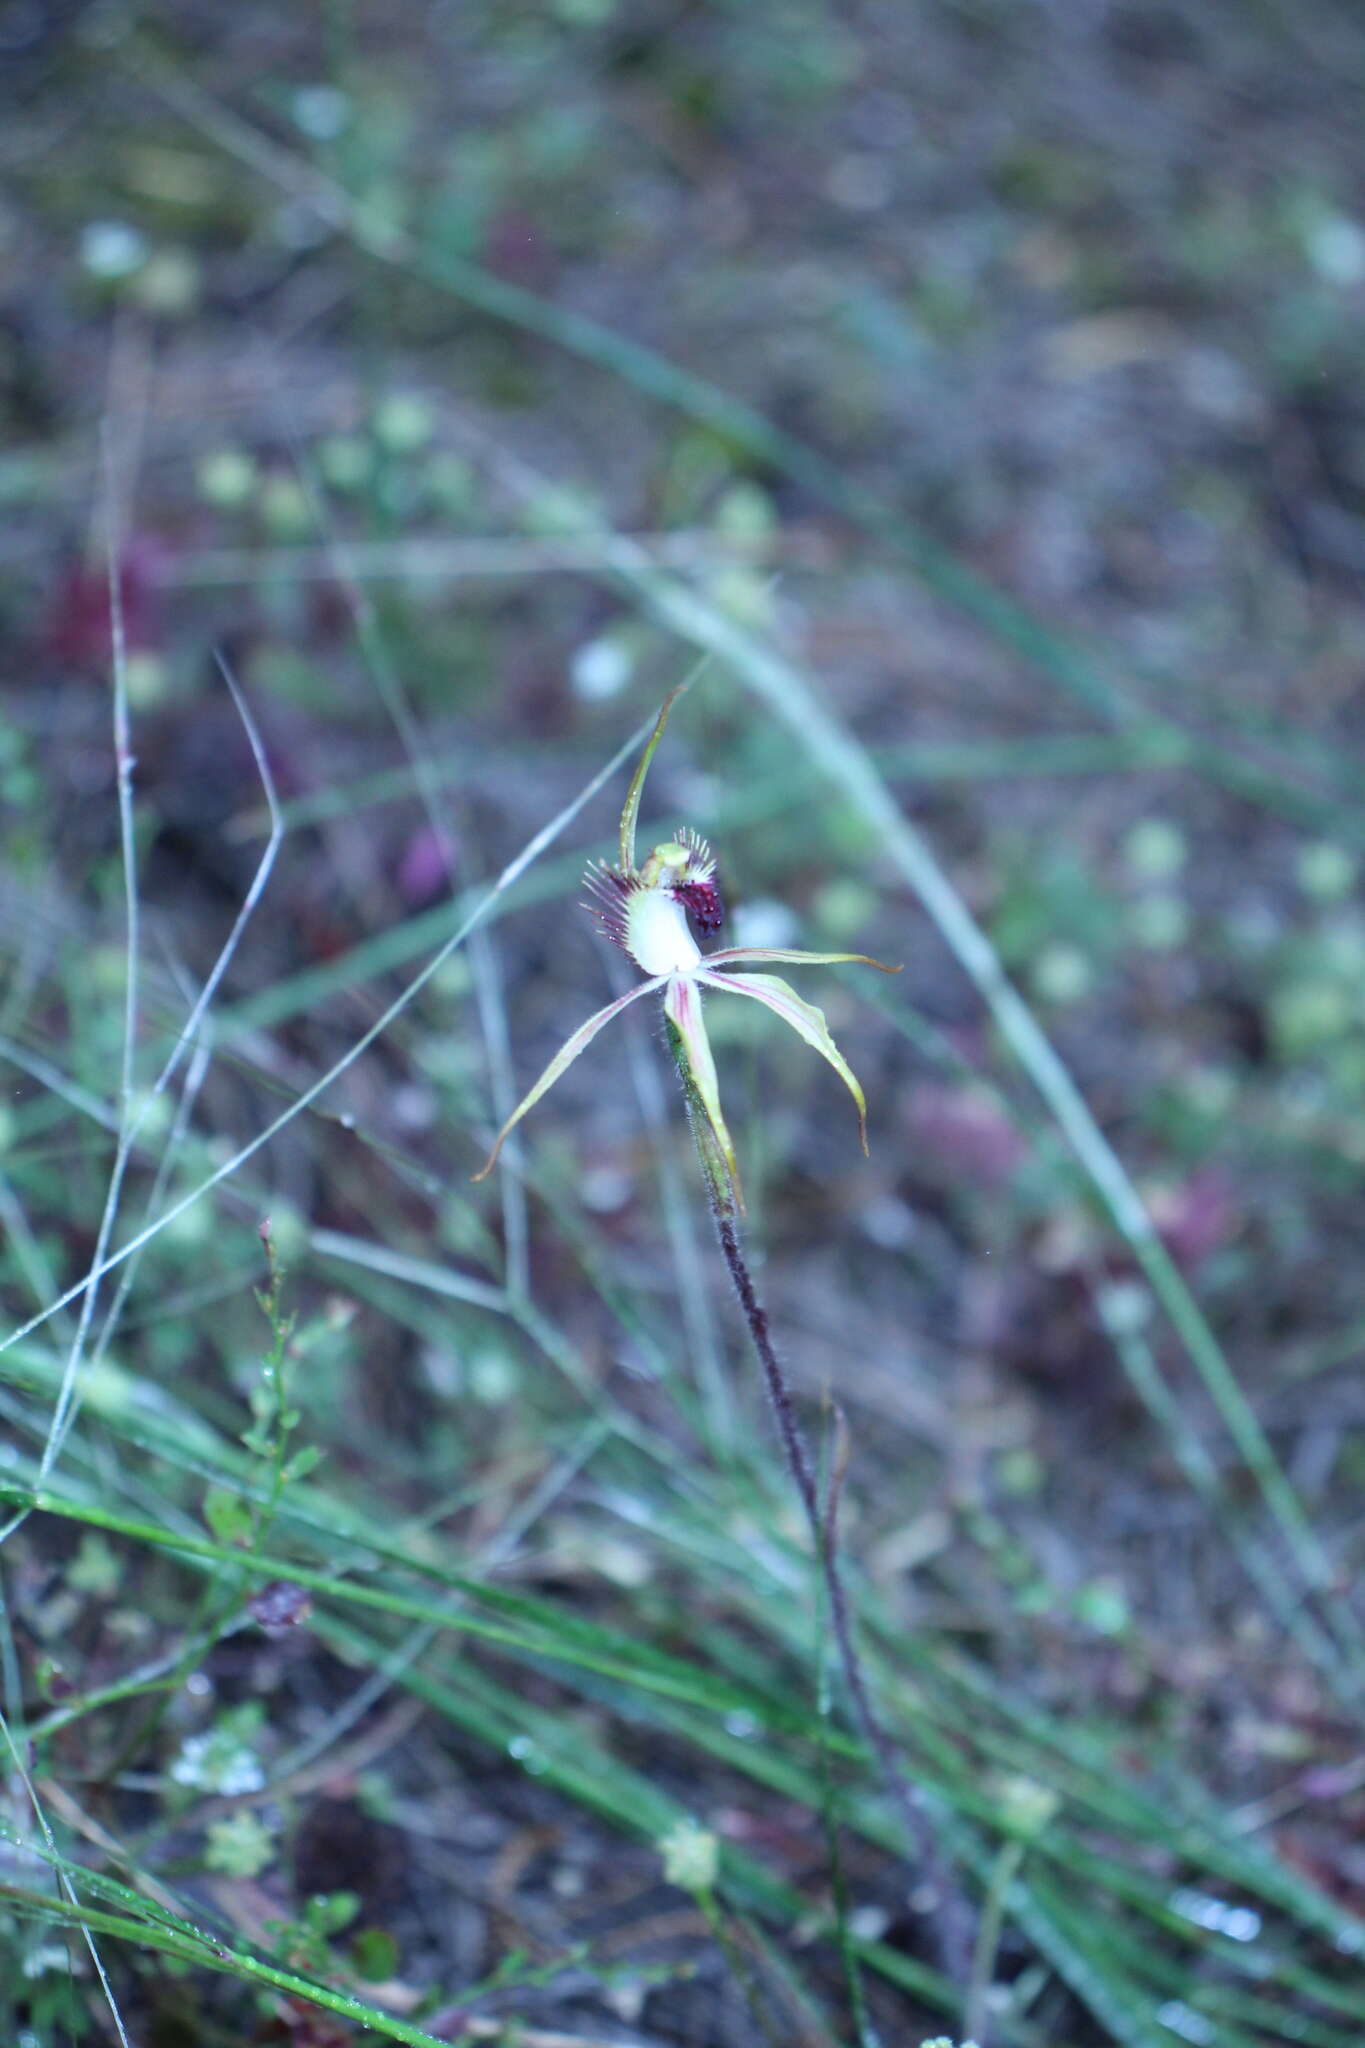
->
[474,691,973,2021]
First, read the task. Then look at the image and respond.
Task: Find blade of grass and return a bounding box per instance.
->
[0,1869,488,2047]
[0,1726,134,2047]
[316,1607,960,2022]
[8,1485,872,1746]
[13,1309,1361,1992]
[24,439,144,1508]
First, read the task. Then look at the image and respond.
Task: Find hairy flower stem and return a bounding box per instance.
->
[670,1028,975,2015]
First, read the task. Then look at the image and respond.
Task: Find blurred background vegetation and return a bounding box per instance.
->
[3,3,1365,2044]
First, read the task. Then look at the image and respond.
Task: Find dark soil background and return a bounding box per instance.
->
[3,4,1365,2045]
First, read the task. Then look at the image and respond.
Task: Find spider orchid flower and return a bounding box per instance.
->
[472,687,898,1209]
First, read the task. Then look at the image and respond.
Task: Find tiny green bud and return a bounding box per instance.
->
[261,1201,307,1265]
[1271,980,1350,1056]
[1124,818,1186,880]
[1128,893,1188,950]
[133,247,201,318]
[660,1817,719,1894]
[123,651,169,710]
[372,392,435,454]
[258,473,313,539]
[206,1811,276,1878]
[714,479,776,539]
[1032,941,1091,1004]
[197,448,258,509]
[1074,1578,1130,1637]
[1297,841,1356,901]
[997,1774,1060,1837]
[1097,1278,1151,1336]
[319,434,372,492]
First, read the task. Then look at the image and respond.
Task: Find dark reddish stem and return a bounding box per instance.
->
[667,1016,975,2011]
[711,1209,975,2009]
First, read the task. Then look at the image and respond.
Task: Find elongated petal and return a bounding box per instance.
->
[704,948,900,973]
[472,977,664,1180]
[665,973,745,1211]
[700,969,871,1154]
[619,686,686,874]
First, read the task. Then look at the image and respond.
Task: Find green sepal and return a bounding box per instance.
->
[701,969,870,1153]
[619,685,686,873]
[665,973,745,1213]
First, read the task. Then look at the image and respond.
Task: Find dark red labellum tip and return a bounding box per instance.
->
[677,880,725,935]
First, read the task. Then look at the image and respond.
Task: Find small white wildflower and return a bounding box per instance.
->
[571,633,634,702]
[170,1728,265,1796]
[81,221,147,280]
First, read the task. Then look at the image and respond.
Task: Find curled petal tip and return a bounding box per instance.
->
[471,1133,507,1182]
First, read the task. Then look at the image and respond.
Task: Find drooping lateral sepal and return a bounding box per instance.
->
[664,972,745,1212]
[700,968,871,1154]
[472,975,665,1181]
